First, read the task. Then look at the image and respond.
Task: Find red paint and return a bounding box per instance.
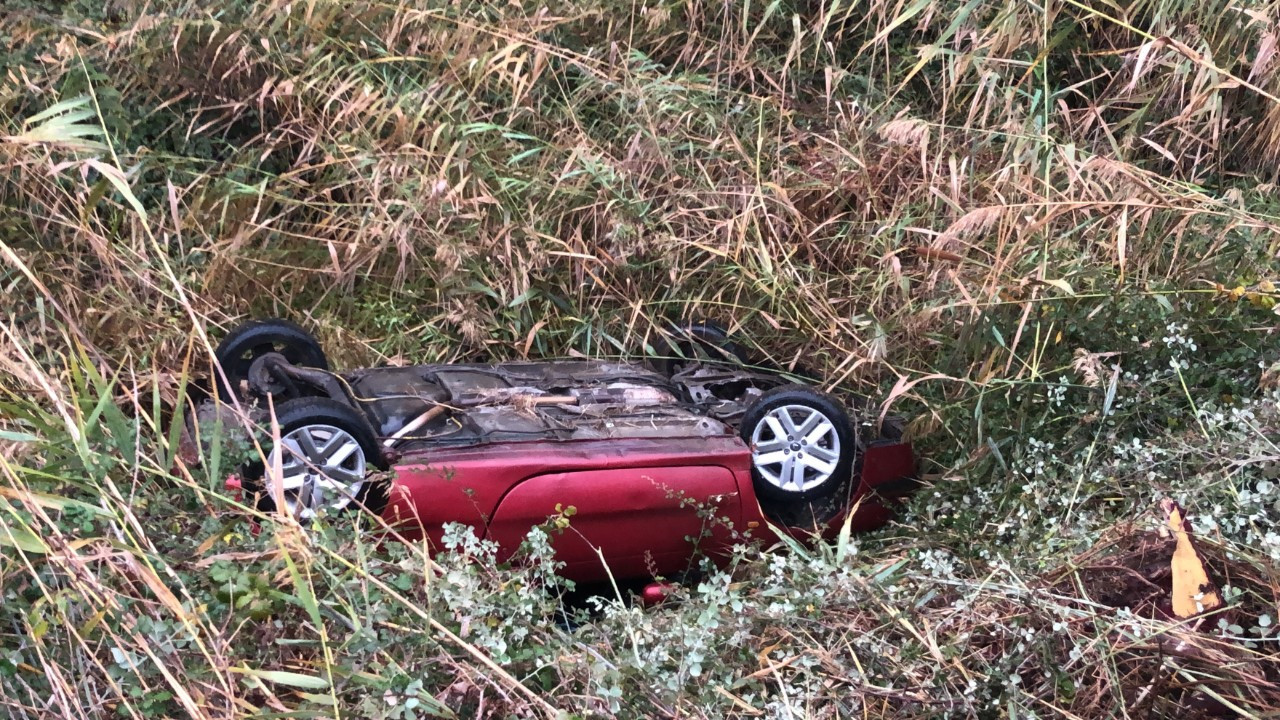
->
[381,436,915,583]
[860,442,919,494]
[641,582,675,606]
[487,464,740,580]
[223,475,262,536]
[825,440,918,539]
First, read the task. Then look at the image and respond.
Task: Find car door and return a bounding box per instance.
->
[485,464,741,581]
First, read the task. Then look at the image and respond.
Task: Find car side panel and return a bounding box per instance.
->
[380,435,915,583]
[485,466,741,581]
[381,437,753,563]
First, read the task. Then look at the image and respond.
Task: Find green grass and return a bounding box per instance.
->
[3,0,1280,717]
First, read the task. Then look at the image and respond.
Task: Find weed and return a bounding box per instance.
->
[3,0,1280,716]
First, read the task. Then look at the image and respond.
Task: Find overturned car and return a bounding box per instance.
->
[193,318,916,582]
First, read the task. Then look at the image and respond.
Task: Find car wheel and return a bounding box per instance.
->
[214,318,328,400]
[244,397,389,520]
[655,320,750,375]
[740,385,857,504]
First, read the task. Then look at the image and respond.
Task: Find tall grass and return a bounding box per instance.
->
[2,0,1279,716]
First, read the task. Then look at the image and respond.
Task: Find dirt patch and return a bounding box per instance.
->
[1049,529,1177,616]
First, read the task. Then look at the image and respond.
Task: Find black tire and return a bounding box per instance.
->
[878,414,906,443]
[654,320,750,375]
[739,385,858,504]
[242,397,389,518]
[214,318,328,400]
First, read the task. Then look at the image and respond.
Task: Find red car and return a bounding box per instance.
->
[199,318,916,583]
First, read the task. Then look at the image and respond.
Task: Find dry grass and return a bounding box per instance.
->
[2,0,1280,717]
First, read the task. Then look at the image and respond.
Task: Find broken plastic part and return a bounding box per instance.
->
[1162,498,1223,618]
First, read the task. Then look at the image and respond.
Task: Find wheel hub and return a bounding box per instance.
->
[749,404,841,493]
[266,423,367,520]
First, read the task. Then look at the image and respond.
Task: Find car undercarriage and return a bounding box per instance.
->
[342,360,807,451]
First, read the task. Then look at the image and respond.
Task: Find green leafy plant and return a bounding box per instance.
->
[4,0,1280,716]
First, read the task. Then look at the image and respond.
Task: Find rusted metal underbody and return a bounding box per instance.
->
[338,359,792,451]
